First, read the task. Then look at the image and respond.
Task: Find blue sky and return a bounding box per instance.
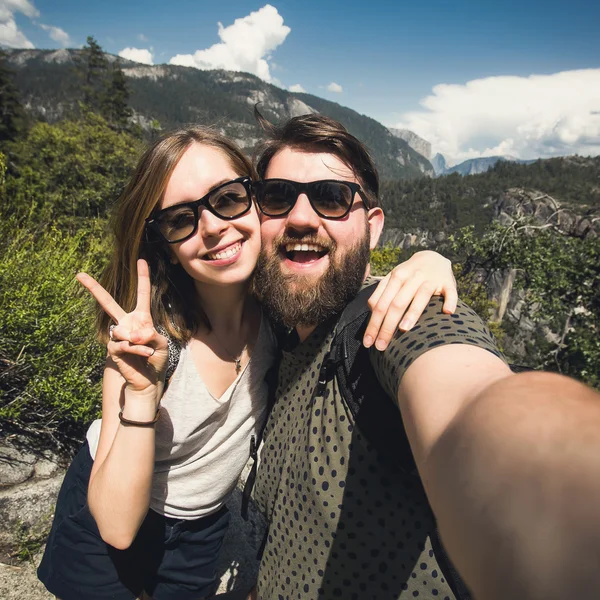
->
[3,0,600,164]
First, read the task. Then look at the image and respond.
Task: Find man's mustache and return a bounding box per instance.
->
[275,233,336,252]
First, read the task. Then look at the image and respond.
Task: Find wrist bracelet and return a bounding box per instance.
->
[118,407,161,427]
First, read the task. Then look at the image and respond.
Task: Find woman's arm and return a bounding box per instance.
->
[364,250,458,349]
[79,260,168,550]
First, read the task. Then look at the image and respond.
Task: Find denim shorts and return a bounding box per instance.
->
[37,442,230,600]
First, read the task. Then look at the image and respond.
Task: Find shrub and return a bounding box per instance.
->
[0,219,109,447]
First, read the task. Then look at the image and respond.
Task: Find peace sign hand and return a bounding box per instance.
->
[77,259,169,395]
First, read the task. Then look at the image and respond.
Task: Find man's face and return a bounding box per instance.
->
[253,147,384,329]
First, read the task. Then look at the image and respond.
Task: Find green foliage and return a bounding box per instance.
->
[371,244,503,342]
[0,219,108,443]
[11,517,52,563]
[370,244,406,276]
[81,35,109,113]
[451,223,600,387]
[103,59,133,131]
[5,111,143,224]
[0,50,26,143]
[381,156,600,234]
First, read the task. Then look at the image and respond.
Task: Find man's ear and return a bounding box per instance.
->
[367,207,384,249]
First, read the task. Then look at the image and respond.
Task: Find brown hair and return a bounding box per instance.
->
[96,126,255,344]
[254,107,380,207]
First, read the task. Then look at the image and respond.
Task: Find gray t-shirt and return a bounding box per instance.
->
[253,296,505,599]
[87,314,277,519]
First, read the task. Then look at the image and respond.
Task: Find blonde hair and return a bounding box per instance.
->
[96,126,255,344]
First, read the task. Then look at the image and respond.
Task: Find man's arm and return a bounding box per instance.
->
[399,345,600,600]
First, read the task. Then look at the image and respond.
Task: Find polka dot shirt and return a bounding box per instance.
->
[253,296,505,599]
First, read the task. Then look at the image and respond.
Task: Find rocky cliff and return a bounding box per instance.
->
[388,128,432,159]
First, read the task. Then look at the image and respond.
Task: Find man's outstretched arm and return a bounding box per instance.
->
[399,345,600,600]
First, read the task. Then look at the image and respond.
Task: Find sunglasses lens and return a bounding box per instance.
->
[155,206,196,243]
[209,181,251,218]
[311,182,354,217]
[257,180,297,216]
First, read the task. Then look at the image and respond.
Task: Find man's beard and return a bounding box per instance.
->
[251,230,371,329]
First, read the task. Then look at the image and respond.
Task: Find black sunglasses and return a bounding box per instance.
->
[145,177,252,244]
[253,179,367,220]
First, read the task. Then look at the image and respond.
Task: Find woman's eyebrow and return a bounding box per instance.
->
[207,178,235,192]
[164,178,239,208]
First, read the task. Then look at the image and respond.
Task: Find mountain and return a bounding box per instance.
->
[430,153,447,176]
[6,49,434,180]
[388,128,431,159]
[433,154,535,176]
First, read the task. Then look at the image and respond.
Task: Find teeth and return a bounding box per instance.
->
[284,243,325,253]
[207,242,242,260]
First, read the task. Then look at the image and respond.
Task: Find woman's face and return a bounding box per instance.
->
[160,142,261,291]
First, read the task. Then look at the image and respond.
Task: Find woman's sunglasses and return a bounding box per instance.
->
[253,179,368,220]
[145,177,253,244]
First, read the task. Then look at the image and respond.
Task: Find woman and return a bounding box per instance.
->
[38,126,457,600]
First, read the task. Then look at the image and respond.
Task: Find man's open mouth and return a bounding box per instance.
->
[282,242,329,264]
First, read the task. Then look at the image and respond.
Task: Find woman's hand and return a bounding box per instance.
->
[77,259,169,395]
[364,250,458,350]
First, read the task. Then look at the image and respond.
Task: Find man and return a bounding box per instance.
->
[250,112,600,600]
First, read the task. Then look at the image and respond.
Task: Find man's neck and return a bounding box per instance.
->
[296,324,317,343]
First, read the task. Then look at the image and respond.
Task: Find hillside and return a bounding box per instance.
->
[6,49,433,180]
[380,155,600,236]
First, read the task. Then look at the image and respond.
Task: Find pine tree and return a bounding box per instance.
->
[103,59,132,130]
[0,51,25,143]
[82,36,108,112]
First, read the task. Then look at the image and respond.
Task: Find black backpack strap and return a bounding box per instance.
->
[316,283,472,599]
[319,283,417,474]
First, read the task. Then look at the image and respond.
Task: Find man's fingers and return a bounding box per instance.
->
[76,272,126,323]
[364,276,400,347]
[397,283,438,333]
[371,276,423,350]
[135,259,152,314]
[367,272,390,311]
[442,285,458,314]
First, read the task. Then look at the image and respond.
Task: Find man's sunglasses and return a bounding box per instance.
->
[253,179,368,220]
[145,177,252,244]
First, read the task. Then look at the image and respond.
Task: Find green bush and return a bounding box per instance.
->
[5,110,143,225]
[451,223,600,388]
[0,219,109,446]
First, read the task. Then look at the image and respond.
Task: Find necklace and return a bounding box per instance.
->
[211,329,247,374]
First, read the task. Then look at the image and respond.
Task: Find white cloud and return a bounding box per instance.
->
[327,82,343,93]
[0,0,38,20]
[39,23,70,46]
[119,47,154,65]
[138,33,148,42]
[168,4,290,83]
[395,69,600,165]
[0,0,39,48]
[289,83,306,93]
